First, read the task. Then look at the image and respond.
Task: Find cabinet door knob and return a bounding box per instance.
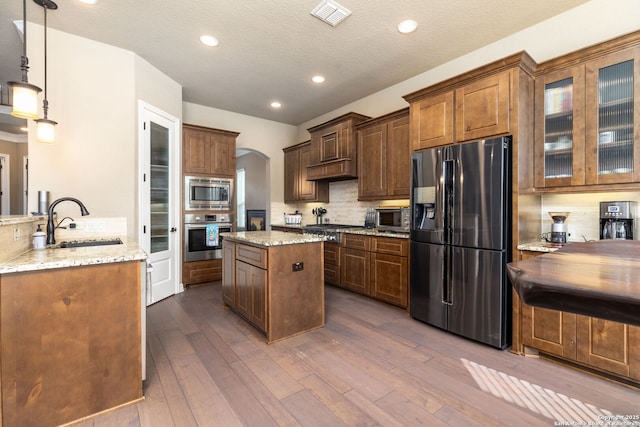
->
[170,227,177,232]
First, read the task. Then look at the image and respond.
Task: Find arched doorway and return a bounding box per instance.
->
[236,148,270,231]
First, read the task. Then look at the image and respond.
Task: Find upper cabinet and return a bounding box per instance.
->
[283,141,329,203]
[306,112,370,181]
[534,32,640,190]
[404,52,535,151]
[183,124,239,177]
[356,109,410,200]
[455,71,511,142]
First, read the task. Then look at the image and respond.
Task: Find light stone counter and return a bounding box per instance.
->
[222,230,324,247]
[517,241,563,253]
[342,228,409,239]
[0,238,147,274]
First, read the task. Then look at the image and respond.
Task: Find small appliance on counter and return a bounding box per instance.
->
[600,201,636,240]
[375,206,410,232]
[549,211,570,244]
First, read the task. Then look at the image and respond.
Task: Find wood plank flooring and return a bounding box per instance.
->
[76,284,639,427]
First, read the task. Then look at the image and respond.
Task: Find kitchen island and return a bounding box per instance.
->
[221,231,325,343]
[0,238,147,427]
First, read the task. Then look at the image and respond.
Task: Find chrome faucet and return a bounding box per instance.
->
[46,197,90,245]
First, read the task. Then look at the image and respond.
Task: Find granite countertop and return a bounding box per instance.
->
[0,214,48,225]
[222,231,324,247]
[507,241,640,326]
[270,224,409,239]
[517,241,563,252]
[0,238,148,274]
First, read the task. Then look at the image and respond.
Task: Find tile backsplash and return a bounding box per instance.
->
[542,191,640,242]
[275,180,408,226]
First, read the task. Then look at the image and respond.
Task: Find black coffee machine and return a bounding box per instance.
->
[600,201,636,240]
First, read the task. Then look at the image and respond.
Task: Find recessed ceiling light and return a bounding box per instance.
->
[200,35,219,47]
[397,19,418,34]
[79,0,97,4]
[312,75,325,84]
[270,101,282,108]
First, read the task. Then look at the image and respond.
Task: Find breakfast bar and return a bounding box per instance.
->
[507,241,640,327]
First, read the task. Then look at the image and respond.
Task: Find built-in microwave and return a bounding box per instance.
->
[375,207,410,232]
[185,176,233,211]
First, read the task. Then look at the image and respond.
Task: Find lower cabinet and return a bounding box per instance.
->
[324,241,342,286]
[183,259,222,286]
[338,234,408,308]
[515,250,640,383]
[222,238,325,342]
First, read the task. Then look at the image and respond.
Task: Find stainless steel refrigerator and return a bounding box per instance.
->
[410,137,511,349]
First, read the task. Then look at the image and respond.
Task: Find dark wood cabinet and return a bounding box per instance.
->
[338,233,408,309]
[183,124,238,177]
[455,70,511,142]
[534,33,640,191]
[283,141,328,203]
[404,52,535,156]
[357,109,410,200]
[306,112,370,181]
[514,249,640,382]
[324,241,342,286]
[222,238,324,343]
[183,259,222,286]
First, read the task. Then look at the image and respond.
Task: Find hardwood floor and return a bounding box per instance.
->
[76,284,639,427]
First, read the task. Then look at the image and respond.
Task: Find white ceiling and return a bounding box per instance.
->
[0,0,589,135]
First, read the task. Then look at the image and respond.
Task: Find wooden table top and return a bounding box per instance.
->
[507,241,640,326]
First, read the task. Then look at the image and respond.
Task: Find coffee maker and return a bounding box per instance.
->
[600,201,636,240]
[549,211,570,243]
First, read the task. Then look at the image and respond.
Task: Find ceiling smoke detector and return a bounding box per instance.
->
[311,0,351,27]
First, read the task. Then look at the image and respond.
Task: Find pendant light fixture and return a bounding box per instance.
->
[7,0,42,119]
[34,0,58,143]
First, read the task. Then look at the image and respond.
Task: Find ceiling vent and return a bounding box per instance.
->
[310,0,352,27]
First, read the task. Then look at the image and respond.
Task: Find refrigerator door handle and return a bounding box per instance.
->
[443,158,455,242]
[442,247,452,305]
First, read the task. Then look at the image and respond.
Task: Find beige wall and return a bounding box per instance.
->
[26,26,181,238]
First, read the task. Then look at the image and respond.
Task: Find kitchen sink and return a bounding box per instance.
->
[56,238,123,248]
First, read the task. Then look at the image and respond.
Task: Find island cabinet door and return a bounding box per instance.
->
[222,240,235,306]
[234,260,267,332]
[521,305,577,359]
[575,315,640,380]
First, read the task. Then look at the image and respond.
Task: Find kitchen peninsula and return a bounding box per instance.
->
[0,218,147,427]
[221,231,325,343]
[508,241,640,384]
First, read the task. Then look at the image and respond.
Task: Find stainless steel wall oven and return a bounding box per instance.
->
[184,213,233,262]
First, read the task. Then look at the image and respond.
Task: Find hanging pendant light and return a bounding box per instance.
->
[7,0,42,119]
[34,0,58,143]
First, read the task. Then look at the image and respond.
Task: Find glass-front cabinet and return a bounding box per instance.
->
[535,45,640,188]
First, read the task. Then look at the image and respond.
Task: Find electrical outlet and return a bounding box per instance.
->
[13,228,20,241]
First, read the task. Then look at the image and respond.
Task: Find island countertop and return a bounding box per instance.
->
[0,238,147,274]
[507,241,640,326]
[221,230,324,247]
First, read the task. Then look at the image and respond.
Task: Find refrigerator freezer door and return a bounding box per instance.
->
[447,246,509,349]
[409,241,447,330]
[449,138,509,251]
[411,147,445,244]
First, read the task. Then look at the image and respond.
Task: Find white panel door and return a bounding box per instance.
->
[139,101,181,305]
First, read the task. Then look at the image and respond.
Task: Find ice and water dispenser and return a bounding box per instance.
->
[413,186,436,230]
